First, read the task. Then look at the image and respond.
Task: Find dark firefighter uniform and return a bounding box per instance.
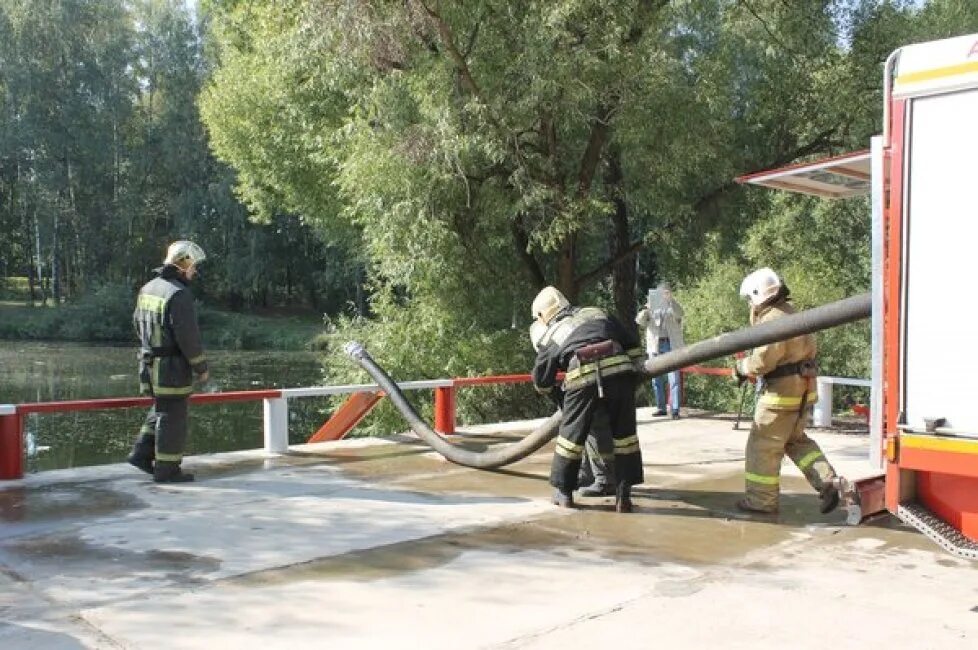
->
[735,297,839,513]
[532,306,646,508]
[129,264,207,478]
[531,319,616,494]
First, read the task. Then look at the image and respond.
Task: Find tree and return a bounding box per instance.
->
[200,1,862,341]
[0,0,352,320]
[195,1,883,428]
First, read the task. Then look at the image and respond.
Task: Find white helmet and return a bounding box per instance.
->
[531,286,570,324]
[164,240,207,269]
[529,320,547,352]
[739,267,782,307]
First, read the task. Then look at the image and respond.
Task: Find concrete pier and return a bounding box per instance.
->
[2,408,976,649]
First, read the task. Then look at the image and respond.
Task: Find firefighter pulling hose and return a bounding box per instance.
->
[344,292,871,471]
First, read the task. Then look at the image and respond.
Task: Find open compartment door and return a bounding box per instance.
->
[736,150,871,199]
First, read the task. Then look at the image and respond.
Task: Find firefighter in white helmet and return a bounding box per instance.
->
[529,286,645,512]
[732,268,840,514]
[129,240,209,483]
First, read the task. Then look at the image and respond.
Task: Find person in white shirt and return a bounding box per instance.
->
[635,282,685,418]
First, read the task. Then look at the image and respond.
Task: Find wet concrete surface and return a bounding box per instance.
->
[1,409,977,649]
[0,483,146,526]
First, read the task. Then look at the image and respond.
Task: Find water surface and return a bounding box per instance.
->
[0,342,331,471]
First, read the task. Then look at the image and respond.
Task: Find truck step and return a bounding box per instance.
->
[898,502,978,560]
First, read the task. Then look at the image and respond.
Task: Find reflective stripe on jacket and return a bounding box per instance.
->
[134,265,207,397]
[738,299,816,411]
[532,306,643,394]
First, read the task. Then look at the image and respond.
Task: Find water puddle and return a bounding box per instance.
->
[0,483,145,525]
[2,532,221,587]
[228,501,788,591]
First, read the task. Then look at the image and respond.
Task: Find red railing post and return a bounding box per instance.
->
[434,385,456,435]
[0,410,24,480]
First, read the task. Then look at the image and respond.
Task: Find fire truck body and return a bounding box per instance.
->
[739,32,978,557]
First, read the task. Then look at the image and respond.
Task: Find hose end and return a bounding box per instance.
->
[343,341,367,360]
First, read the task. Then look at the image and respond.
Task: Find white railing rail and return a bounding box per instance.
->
[814,376,871,428]
[262,379,453,454]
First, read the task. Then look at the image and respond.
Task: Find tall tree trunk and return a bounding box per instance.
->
[33,208,46,305]
[557,234,577,301]
[26,233,37,306]
[52,207,60,304]
[605,148,637,330]
[15,162,34,305]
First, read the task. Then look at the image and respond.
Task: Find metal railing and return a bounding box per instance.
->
[0,364,869,480]
[0,380,451,481]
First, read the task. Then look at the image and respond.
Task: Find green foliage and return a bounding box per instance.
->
[0,276,30,301]
[0,286,323,350]
[312,289,550,437]
[198,307,324,351]
[0,0,356,318]
[198,0,888,405]
[0,283,134,342]
[678,194,873,411]
[674,256,748,410]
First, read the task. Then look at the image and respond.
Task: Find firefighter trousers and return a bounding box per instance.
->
[743,403,837,511]
[131,396,190,465]
[551,374,642,492]
[578,410,616,488]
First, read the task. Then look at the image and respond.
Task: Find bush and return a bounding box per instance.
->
[675,195,871,413]
[0,276,31,301]
[0,283,134,342]
[0,284,323,350]
[198,306,323,350]
[314,293,551,438]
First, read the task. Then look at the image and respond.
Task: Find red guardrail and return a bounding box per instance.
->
[0,389,285,480]
[14,390,283,416]
[682,365,733,377]
[1,363,737,481]
[435,365,733,434]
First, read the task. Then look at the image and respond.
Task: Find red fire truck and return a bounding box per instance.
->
[739,32,978,558]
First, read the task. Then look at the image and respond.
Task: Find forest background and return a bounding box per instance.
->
[2,0,976,430]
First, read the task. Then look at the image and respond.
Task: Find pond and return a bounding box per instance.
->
[0,342,333,472]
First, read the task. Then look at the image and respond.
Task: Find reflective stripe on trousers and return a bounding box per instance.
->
[742,404,837,511]
[550,375,642,491]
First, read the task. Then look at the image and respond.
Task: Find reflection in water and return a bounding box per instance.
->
[0,342,330,471]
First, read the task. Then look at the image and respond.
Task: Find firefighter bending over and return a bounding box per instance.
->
[128,240,209,483]
[530,320,616,497]
[530,287,646,512]
[732,268,840,515]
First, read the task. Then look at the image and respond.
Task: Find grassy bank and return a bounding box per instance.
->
[0,287,324,351]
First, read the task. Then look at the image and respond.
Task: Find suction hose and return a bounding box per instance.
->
[344,292,871,470]
[344,341,563,469]
[642,292,871,377]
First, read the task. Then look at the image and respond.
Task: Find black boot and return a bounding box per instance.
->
[154,461,194,483]
[819,484,840,514]
[551,488,575,508]
[615,483,633,513]
[127,453,154,475]
[127,436,155,475]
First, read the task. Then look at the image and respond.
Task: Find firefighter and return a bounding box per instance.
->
[530,286,645,512]
[732,268,840,515]
[128,240,209,483]
[530,320,615,496]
